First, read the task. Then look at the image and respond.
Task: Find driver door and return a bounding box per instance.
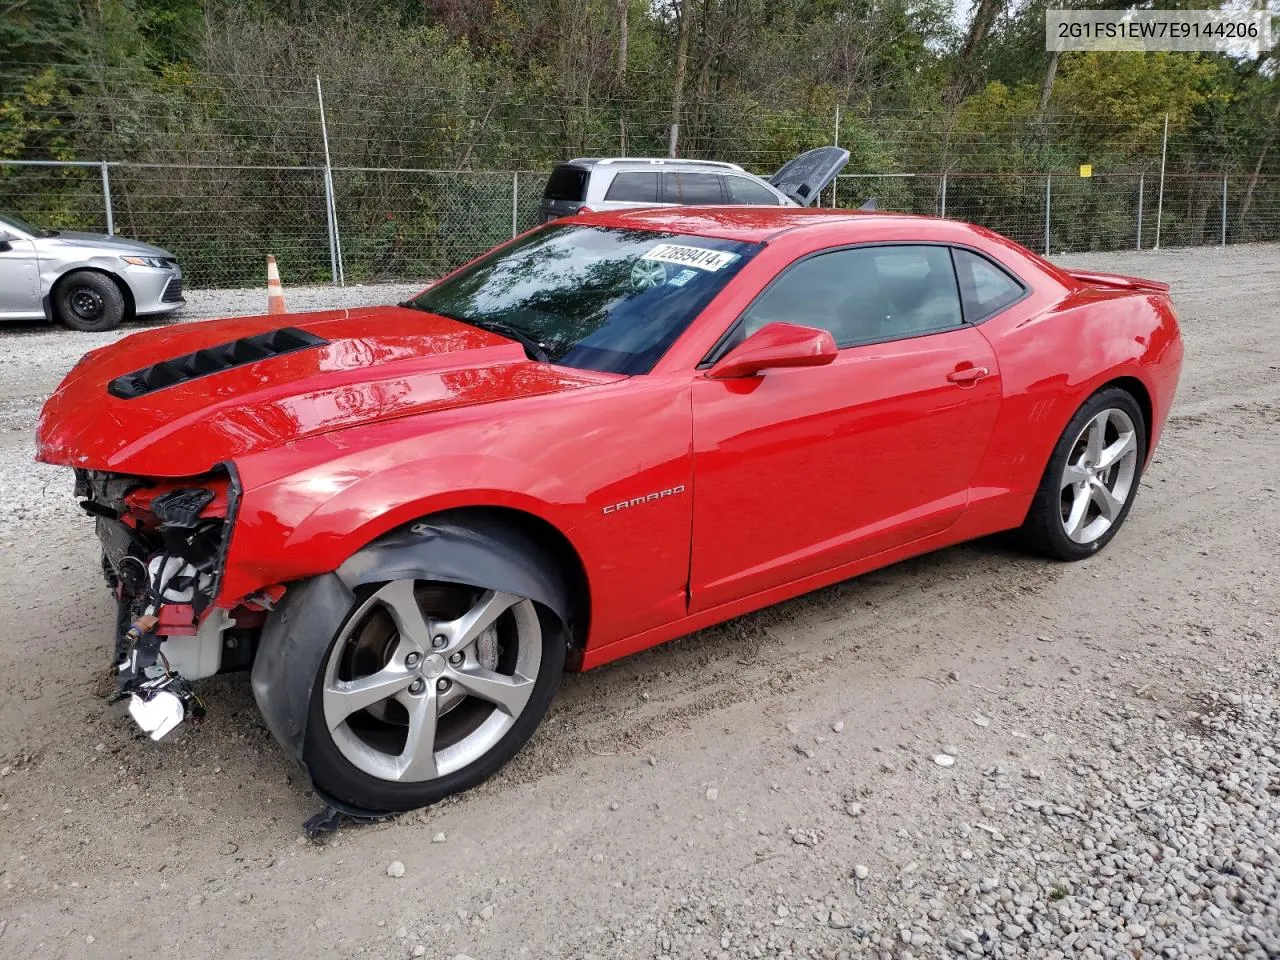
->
[689,244,1002,612]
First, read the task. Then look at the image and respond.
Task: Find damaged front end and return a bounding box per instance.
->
[78,466,267,739]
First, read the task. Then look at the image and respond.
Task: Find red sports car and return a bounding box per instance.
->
[36,207,1182,815]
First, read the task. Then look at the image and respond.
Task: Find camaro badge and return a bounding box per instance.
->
[602,485,686,515]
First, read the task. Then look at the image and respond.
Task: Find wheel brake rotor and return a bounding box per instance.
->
[346,584,499,724]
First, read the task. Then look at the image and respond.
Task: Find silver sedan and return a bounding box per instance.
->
[0,212,184,331]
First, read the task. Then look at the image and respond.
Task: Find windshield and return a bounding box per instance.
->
[0,212,45,237]
[409,225,760,375]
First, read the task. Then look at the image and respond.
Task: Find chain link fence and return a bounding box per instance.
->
[330,168,548,286]
[4,60,1279,288]
[833,171,1280,255]
[3,158,1278,288]
[0,159,551,287]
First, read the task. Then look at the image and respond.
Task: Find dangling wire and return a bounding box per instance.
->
[145,552,172,612]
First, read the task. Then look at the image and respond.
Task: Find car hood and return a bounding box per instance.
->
[36,305,621,477]
[41,231,176,259]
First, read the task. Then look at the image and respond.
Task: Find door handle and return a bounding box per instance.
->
[947,366,989,385]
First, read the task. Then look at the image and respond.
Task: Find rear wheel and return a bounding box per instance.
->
[302,579,564,813]
[1022,387,1147,561]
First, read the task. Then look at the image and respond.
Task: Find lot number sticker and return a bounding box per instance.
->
[641,243,739,271]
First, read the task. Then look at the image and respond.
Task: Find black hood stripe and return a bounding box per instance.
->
[107,327,328,399]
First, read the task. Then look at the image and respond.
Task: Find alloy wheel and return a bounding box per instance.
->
[1058,407,1139,544]
[321,580,541,783]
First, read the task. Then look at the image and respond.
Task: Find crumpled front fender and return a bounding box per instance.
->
[251,572,355,765]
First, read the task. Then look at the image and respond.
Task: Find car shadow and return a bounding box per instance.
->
[0,311,185,335]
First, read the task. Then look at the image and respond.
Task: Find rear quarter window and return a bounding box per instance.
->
[544,166,588,202]
[952,248,1026,321]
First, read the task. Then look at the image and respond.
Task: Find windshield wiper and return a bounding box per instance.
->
[397,301,550,363]
[462,319,551,363]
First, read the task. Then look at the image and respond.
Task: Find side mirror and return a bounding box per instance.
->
[706,322,837,379]
[0,235,12,253]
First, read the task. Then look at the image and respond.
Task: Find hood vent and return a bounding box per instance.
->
[107,327,329,399]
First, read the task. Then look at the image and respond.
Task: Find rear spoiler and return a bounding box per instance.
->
[1066,270,1170,294]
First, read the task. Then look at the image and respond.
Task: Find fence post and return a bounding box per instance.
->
[320,169,342,286]
[940,171,948,219]
[1221,175,1227,246]
[512,172,519,239]
[1136,173,1144,250]
[830,105,840,208]
[1154,112,1168,250]
[315,75,345,287]
[1043,174,1052,256]
[99,161,115,236]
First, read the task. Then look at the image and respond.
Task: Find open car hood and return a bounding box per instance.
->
[36,305,620,477]
[769,147,851,206]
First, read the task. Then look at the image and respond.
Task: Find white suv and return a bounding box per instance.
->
[537,148,849,223]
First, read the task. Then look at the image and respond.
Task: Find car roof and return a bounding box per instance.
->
[575,206,938,243]
[562,157,747,173]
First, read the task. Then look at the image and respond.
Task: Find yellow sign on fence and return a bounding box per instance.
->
[1079,164,1093,178]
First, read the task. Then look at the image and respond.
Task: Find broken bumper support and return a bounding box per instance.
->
[111,611,205,740]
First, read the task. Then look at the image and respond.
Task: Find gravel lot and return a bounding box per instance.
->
[0,244,1277,959]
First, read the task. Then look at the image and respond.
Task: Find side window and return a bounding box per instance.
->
[604,172,660,203]
[953,248,1025,321]
[726,176,781,205]
[738,245,963,346]
[664,172,724,204]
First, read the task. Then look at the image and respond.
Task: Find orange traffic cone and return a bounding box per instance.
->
[266,255,286,315]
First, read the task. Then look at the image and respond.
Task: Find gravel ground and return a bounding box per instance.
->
[0,244,1277,959]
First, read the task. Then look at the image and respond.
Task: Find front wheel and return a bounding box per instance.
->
[302,579,564,813]
[1022,387,1147,561]
[54,270,125,332]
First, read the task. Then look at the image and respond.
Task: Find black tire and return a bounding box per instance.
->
[54,270,125,332]
[1021,386,1147,561]
[301,581,565,814]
